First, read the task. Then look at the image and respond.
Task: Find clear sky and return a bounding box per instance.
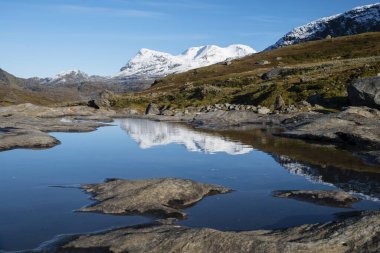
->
[1,0,378,78]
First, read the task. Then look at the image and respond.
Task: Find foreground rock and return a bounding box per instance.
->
[272,190,360,208]
[79,178,232,218]
[348,76,380,110]
[45,211,380,253]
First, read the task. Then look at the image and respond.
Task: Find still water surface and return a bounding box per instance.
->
[1,118,380,251]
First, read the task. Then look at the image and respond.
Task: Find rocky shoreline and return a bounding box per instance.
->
[32,178,379,253]
[38,211,380,253]
[1,77,380,253]
[1,101,379,166]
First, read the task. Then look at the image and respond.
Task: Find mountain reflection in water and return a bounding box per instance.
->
[119,118,253,155]
[119,118,380,202]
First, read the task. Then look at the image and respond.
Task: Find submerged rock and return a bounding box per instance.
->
[272,190,360,208]
[48,211,380,253]
[79,178,232,218]
[348,77,380,110]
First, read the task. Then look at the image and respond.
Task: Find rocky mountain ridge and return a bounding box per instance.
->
[267,3,380,49]
[117,44,256,79]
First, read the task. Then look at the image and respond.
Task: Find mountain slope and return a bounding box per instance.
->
[117,44,256,78]
[114,32,380,111]
[0,68,23,87]
[267,3,380,50]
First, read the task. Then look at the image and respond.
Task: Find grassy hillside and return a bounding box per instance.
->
[0,69,61,106]
[114,32,380,111]
[0,68,24,87]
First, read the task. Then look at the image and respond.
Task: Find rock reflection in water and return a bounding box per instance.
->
[119,118,380,202]
[119,119,253,155]
[276,155,380,201]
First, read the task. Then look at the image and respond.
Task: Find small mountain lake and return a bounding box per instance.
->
[1,118,380,251]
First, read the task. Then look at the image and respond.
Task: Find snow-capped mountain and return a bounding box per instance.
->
[117,44,256,78]
[38,69,109,85]
[267,3,380,50]
[119,118,253,155]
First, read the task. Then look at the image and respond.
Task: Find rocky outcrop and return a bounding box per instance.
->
[90,90,116,109]
[274,95,286,111]
[261,68,283,80]
[348,76,380,109]
[191,110,274,129]
[267,4,380,49]
[279,107,380,149]
[0,128,60,151]
[277,106,380,166]
[0,103,113,151]
[272,190,360,208]
[46,211,380,253]
[79,178,232,218]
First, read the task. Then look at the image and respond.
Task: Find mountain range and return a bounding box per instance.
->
[28,3,380,85]
[1,3,380,106]
[32,44,255,86]
[117,44,256,79]
[267,3,380,50]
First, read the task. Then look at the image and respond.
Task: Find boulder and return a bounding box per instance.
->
[161,109,175,116]
[79,178,232,219]
[274,95,285,111]
[348,76,380,109]
[261,68,283,80]
[145,103,160,115]
[255,60,271,65]
[258,106,271,115]
[89,90,115,109]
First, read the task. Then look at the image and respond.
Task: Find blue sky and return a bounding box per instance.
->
[0,0,378,78]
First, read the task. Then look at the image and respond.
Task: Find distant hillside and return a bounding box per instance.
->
[0,68,24,87]
[0,69,53,106]
[267,3,380,50]
[113,32,380,111]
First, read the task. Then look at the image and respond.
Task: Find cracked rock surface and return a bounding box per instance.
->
[79,178,232,218]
